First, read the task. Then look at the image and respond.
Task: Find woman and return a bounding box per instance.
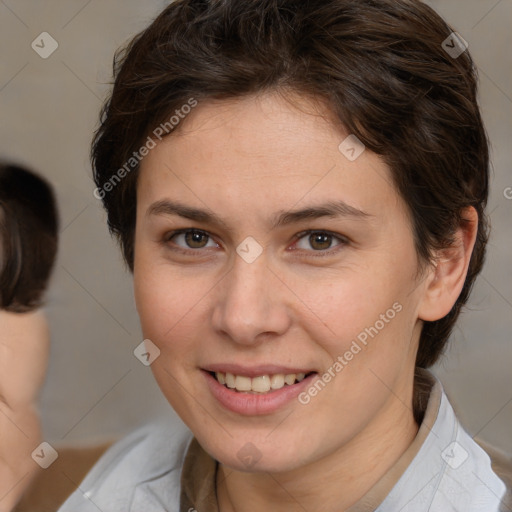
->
[0,163,59,512]
[60,0,510,510]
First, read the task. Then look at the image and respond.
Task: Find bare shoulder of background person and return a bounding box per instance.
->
[0,162,59,512]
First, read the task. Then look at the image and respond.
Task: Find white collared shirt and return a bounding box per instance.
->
[58,371,509,512]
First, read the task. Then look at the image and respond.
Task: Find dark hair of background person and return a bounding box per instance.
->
[91,0,490,369]
[0,163,59,312]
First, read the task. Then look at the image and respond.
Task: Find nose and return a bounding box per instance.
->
[211,252,292,346]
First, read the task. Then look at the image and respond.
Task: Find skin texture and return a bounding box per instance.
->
[0,309,49,512]
[133,92,477,512]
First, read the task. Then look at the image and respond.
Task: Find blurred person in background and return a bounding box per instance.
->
[0,163,58,512]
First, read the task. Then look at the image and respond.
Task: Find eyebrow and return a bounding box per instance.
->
[147,199,372,230]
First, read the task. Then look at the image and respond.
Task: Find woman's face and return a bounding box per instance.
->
[133,92,430,472]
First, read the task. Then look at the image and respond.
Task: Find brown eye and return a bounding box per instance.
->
[167,229,217,250]
[184,230,209,248]
[294,230,347,253]
[309,232,333,250]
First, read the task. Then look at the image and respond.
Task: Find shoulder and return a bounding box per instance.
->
[58,417,193,512]
[0,309,49,407]
[428,384,509,511]
[475,438,512,511]
[380,374,510,511]
[0,306,48,329]
[0,308,49,351]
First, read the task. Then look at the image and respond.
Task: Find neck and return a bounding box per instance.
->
[217,381,419,512]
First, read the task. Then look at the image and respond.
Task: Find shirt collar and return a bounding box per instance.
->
[346,368,440,511]
[179,368,439,512]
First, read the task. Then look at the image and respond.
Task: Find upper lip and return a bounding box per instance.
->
[203,363,316,377]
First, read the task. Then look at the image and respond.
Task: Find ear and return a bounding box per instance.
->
[418,207,479,322]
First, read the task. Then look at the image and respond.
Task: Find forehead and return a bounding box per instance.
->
[136,92,404,226]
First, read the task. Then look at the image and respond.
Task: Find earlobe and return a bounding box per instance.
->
[418,207,479,322]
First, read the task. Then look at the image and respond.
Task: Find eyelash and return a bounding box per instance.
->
[163,228,348,258]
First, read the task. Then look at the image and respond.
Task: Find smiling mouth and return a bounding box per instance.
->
[210,371,316,394]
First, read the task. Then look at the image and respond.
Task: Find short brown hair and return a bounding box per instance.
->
[92,0,489,368]
[0,163,59,312]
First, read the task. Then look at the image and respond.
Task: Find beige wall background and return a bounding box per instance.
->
[0,0,510,453]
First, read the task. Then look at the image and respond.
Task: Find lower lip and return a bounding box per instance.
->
[203,370,316,416]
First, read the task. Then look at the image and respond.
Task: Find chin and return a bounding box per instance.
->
[197,431,313,474]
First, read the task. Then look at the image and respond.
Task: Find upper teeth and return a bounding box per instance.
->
[216,372,306,393]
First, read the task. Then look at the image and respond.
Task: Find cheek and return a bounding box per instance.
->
[134,251,176,341]
[295,267,419,395]
[287,267,404,347]
[133,256,211,355]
